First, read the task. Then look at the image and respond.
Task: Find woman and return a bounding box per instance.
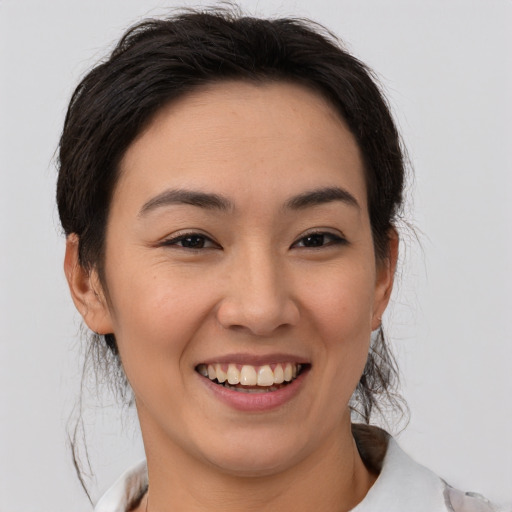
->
[57,8,502,512]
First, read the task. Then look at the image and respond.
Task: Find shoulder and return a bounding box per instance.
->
[352,424,505,512]
[94,459,147,512]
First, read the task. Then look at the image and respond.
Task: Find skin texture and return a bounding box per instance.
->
[65,81,397,511]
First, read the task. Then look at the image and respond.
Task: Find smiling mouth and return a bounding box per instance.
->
[196,363,308,393]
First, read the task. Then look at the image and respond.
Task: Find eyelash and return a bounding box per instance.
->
[160,230,347,251]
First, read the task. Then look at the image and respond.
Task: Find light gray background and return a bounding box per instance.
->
[1,0,511,510]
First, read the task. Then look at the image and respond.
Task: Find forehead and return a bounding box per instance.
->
[115,80,367,213]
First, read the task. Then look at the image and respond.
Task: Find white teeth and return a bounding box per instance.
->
[273,364,285,384]
[283,363,293,382]
[240,365,257,385]
[197,362,305,387]
[227,364,240,385]
[257,365,274,386]
[215,364,227,383]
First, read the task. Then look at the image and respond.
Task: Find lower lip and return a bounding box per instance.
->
[198,369,309,412]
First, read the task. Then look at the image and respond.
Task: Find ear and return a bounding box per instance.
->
[64,234,114,335]
[371,229,399,331]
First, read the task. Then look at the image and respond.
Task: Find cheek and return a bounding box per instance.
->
[300,260,375,374]
[104,263,216,385]
[305,259,375,331]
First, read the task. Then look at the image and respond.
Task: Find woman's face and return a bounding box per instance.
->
[73,81,395,475]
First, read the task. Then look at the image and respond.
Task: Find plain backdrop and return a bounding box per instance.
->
[1,0,511,510]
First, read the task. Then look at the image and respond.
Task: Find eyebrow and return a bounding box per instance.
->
[138,185,359,217]
[284,186,360,210]
[139,189,234,216]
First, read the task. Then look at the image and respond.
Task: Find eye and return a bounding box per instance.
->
[160,232,220,250]
[292,231,347,249]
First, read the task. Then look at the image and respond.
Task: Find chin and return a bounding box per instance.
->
[207,451,299,478]
[197,428,309,477]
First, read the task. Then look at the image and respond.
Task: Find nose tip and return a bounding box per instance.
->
[216,263,300,336]
[217,294,300,336]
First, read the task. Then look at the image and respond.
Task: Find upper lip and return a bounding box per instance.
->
[197,353,311,367]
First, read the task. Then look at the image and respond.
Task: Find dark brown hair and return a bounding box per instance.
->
[57,6,406,498]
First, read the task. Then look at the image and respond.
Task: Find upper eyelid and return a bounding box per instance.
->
[161,228,213,240]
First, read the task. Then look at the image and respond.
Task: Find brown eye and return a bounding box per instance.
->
[293,232,346,249]
[302,234,326,247]
[180,235,207,248]
[161,233,220,250]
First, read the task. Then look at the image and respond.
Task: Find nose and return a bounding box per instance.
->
[216,247,300,336]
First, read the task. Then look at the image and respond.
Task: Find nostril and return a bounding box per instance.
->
[215,282,300,335]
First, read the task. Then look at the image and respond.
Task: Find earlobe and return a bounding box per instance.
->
[64,234,114,335]
[371,229,399,331]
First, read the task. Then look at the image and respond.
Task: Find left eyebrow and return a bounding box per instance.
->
[284,186,360,211]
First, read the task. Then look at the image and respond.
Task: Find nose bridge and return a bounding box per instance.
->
[218,240,299,335]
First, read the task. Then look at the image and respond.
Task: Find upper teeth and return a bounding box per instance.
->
[197,363,302,386]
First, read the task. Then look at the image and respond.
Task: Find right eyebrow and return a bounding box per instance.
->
[138,188,234,217]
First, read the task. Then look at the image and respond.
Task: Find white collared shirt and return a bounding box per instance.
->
[94,433,504,512]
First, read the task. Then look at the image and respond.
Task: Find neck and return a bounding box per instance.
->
[137,417,376,512]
